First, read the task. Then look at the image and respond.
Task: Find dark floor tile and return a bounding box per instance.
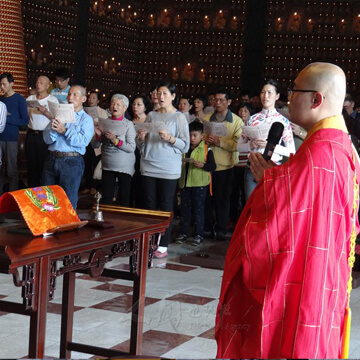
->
[0,295,7,316]
[165,293,215,305]
[47,301,83,315]
[90,294,160,313]
[111,329,193,356]
[155,263,197,272]
[198,326,215,340]
[76,274,116,282]
[92,283,133,293]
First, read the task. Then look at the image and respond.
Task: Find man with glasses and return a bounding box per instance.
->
[216,63,360,358]
[50,68,71,104]
[202,88,243,240]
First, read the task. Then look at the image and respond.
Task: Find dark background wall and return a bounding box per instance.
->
[22,0,360,106]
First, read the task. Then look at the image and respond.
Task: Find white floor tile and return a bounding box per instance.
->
[161,337,217,358]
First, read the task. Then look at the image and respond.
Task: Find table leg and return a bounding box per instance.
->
[29,256,50,358]
[130,233,150,355]
[60,271,76,359]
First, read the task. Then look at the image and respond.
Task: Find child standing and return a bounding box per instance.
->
[176,120,216,245]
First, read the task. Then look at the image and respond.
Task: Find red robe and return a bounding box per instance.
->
[216,118,360,358]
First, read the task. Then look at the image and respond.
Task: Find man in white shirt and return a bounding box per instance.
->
[26,75,59,187]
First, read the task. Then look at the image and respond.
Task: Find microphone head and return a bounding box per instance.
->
[267,122,285,144]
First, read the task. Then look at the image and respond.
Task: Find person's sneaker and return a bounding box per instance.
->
[153,250,168,259]
[188,235,203,246]
[175,233,187,244]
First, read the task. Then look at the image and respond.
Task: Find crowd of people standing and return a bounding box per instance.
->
[0,67,359,259]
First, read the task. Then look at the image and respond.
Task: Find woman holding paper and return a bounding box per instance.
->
[131,94,151,208]
[237,79,295,200]
[136,81,190,258]
[93,94,136,206]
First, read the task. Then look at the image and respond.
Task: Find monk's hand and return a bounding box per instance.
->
[249,151,276,182]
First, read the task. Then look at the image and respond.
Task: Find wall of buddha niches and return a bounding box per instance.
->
[265,0,360,97]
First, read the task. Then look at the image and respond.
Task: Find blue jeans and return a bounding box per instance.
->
[244,167,258,201]
[42,154,85,209]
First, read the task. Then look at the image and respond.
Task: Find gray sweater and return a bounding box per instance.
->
[136,111,190,179]
[93,118,136,176]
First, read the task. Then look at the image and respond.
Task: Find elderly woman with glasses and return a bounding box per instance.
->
[238,79,295,200]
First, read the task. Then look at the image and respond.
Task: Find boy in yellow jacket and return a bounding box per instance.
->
[176,121,216,245]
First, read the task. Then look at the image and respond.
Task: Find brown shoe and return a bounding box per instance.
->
[90,188,97,196]
[80,188,90,195]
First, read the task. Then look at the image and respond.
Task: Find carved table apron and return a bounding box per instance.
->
[0,206,172,359]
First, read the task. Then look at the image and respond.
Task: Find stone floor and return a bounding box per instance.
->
[0,214,359,358]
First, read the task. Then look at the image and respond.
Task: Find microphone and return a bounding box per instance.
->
[262,122,284,161]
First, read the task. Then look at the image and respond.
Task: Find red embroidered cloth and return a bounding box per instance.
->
[216,127,360,358]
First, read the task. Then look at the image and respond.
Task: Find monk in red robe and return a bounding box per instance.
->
[216,62,360,358]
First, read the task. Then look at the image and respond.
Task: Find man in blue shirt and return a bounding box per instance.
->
[50,68,71,104]
[43,85,94,209]
[0,72,29,194]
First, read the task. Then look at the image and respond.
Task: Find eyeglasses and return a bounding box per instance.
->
[214,98,228,103]
[287,87,318,97]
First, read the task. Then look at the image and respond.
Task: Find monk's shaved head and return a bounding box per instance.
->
[289,62,347,130]
[298,62,346,114]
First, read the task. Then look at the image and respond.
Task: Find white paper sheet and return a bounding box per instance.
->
[98,118,127,135]
[26,100,41,108]
[203,121,227,137]
[134,122,169,133]
[241,124,271,140]
[182,157,195,164]
[48,101,75,123]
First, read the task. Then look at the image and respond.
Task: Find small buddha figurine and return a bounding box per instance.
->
[306,19,314,33]
[174,15,182,28]
[203,16,211,29]
[171,68,179,81]
[352,15,360,34]
[230,16,238,30]
[213,11,226,29]
[148,15,155,27]
[275,18,283,31]
[287,12,301,32]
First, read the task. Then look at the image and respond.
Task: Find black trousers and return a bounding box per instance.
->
[180,186,207,237]
[205,168,233,235]
[229,166,246,225]
[142,175,178,247]
[83,143,96,189]
[102,170,132,206]
[25,129,49,188]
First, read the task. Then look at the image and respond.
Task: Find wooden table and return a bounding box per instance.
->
[0,205,172,359]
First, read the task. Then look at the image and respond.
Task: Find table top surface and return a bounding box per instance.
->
[0,206,172,267]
